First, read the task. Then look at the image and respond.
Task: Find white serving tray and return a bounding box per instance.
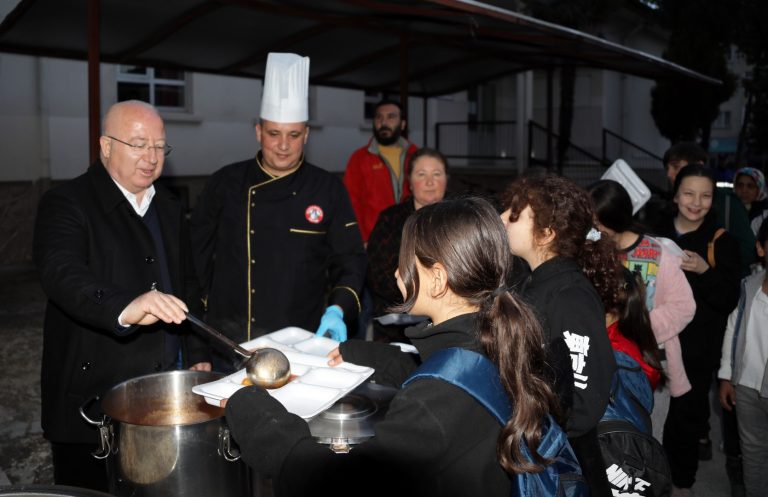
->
[191,327,374,419]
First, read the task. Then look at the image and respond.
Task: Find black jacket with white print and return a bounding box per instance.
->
[520,256,616,437]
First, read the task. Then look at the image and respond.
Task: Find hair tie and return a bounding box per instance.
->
[586,227,602,242]
[491,286,507,298]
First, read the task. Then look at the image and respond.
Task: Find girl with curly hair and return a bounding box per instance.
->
[501,174,621,497]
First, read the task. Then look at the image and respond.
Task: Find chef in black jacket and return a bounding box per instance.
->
[191,53,366,371]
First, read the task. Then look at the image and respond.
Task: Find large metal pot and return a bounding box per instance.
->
[80,371,248,497]
[0,485,116,497]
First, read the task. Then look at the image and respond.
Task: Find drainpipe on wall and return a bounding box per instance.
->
[35,56,50,188]
[87,0,101,165]
[516,71,533,175]
[617,21,646,144]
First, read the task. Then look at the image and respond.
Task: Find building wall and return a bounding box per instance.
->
[0,53,471,182]
[524,22,673,162]
[601,19,673,161]
[0,52,470,265]
[479,14,698,183]
[709,47,748,163]
[0,11,748,267]
[0,54,49,181]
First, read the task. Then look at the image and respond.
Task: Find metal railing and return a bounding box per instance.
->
[528,121,608,187]
[431,119,667,192]
[602,129,666,193]
[434,121,516,168]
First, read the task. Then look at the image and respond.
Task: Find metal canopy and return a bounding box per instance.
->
[0,0,720,98]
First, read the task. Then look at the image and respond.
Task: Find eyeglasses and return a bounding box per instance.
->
[107,135,173,157]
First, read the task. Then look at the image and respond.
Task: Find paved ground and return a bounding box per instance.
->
[0,268,53,486]
[0,267,733,496]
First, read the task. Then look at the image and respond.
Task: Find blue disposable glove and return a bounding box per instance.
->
[315,305,347,342]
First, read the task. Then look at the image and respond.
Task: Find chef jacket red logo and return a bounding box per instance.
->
[305,205,324,224]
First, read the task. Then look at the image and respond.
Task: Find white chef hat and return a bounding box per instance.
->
[260,52,310,123]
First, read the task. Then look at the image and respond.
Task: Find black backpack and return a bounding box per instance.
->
[597,351,672,497]
[403,347,589,497]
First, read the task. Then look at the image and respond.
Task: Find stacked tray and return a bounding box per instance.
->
[192,327,374,419]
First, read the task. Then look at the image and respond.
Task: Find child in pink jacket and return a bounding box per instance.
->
[590,180,696,440]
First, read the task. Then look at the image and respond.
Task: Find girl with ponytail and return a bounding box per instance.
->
[224,197,567,497]
[390,197,561,476]
[501,174,620,497]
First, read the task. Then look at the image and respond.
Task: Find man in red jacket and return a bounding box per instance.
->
[344,99,418,244]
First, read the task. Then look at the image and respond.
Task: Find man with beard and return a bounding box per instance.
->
[343,99,418,244]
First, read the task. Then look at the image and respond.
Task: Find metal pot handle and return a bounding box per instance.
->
[79,395,102,426]
[219,426,241,462]
[79,395,114,460]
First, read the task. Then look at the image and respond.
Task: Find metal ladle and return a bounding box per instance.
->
[186,313,291,389]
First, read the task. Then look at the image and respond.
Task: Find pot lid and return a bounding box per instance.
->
[319,393,377,421]
[308,382,398,447]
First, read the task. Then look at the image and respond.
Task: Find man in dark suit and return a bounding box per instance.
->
[33,100,210,491]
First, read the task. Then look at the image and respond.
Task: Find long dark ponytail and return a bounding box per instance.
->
[395,197,559,473]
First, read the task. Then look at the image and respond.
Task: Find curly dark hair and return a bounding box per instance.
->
[501,174,623,313]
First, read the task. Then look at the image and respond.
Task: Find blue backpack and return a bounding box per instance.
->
[403,347,588,497]
[597,351,671,497]
[601,351,654,434]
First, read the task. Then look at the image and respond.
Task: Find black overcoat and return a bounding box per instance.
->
[33,162,206,443]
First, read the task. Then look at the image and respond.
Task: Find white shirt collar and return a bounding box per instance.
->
[111,178,156,217]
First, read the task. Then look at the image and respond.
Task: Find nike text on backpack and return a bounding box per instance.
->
[598,351,672,497]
